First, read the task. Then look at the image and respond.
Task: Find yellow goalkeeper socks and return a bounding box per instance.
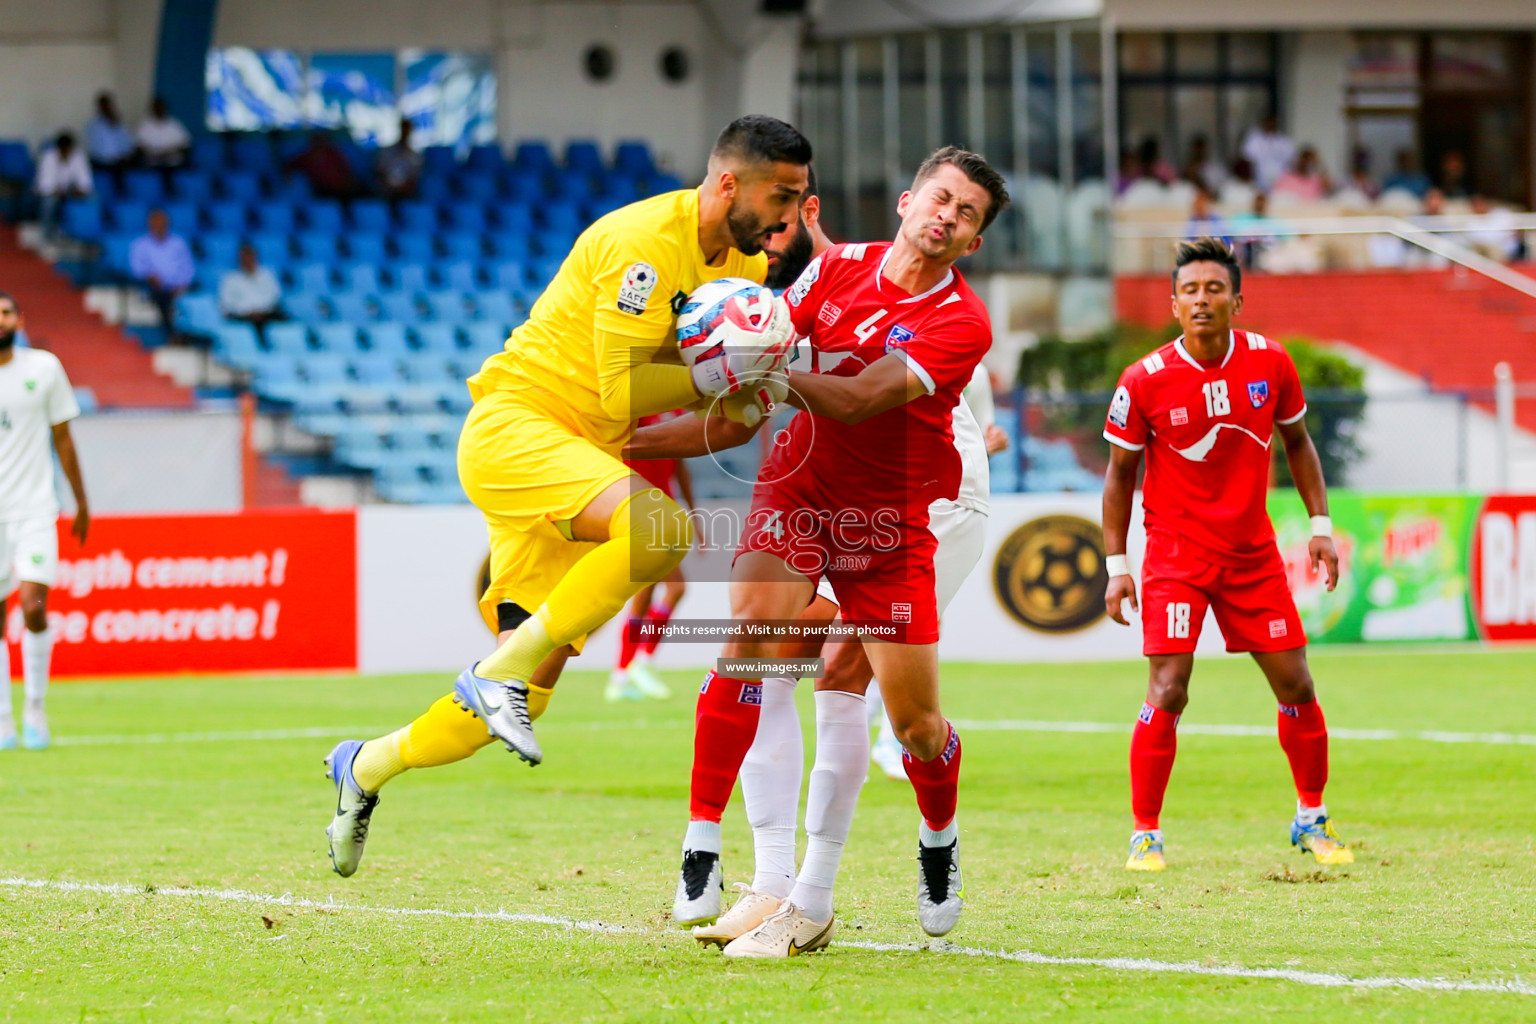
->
[352,695,495,792]
[527,682,554,721]
[477,488,691,684]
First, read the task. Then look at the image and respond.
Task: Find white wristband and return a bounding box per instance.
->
[1310,515,1333,539]
[1106,554,1130,578]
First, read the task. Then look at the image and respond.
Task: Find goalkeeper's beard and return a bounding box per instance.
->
[726,201,782,257]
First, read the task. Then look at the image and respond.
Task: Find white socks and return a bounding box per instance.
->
[741,676,802,899]
[920,819,958,848]
[1296,801,1328,826]
[683,819,721,855]
[22,628,51,711]
[0,639,12,725]
[788,690,868,922]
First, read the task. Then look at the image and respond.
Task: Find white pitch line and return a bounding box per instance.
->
[1,876,1529,997]
[51,719,679,748]
[951,720,1536,746]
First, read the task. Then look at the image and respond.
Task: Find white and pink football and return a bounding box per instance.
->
[674,277,782,368]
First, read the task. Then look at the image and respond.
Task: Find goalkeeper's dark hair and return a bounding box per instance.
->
[912,146,1011,232]
[1172,237,1242,294]
[712,115,813,169]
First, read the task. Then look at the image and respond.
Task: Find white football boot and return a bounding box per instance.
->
[453,664,542,765]
[324,740,379,877]
[692,885,783,947]
[672,849,723,926]
[722,900,835,958]
[916,832,964,937]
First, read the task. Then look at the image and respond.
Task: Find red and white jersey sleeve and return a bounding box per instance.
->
[1103,329,1310,566]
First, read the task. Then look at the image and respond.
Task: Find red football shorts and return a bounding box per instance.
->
[1140,533,1305,655]
[736,474,938,644]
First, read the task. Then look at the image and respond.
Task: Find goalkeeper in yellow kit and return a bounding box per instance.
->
[322,116,812,876]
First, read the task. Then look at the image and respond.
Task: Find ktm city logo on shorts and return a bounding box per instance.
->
[891,602,912,623]
[818,301,842,326]
[993,515,1108,634]
[1269,618,1288,638]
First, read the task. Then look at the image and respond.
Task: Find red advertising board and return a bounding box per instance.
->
[1469,494,1536,642]
[4,510,357,676]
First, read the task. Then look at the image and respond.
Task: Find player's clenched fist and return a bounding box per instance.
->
[1105,572,1139,626]
[688,295,795,398]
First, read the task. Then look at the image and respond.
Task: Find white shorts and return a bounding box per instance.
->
[0,514,59,594]
[815,501,987,619]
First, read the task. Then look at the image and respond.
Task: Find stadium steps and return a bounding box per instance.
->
[251,457,303,507]
[1116,266,1536,431]
[0,225,193,409]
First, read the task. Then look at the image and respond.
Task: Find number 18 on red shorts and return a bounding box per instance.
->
[1139,532,1306,656]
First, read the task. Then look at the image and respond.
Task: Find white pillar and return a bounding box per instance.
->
[1495,361,1514,493]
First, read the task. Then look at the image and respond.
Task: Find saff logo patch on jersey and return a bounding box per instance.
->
[787,255,821,306]
[1247,380,1270,408]
[616,261,658,315]
[818,301,842,326]
[884,324,914,353]
[1108,386,1131,429]
[1170,406,1188,426]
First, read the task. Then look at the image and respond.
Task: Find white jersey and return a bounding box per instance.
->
[0,347,80,521]
[939,362,993,515]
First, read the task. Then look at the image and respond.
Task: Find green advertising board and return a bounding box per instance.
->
[1266,493,1479,644]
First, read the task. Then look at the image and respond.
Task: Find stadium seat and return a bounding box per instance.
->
[350,199,391,233]
[303,353,351,386]
[197,232,241,267]
[586,195,625,222]
[313,323,361,353]
[254,356,305,401]
[446,204,490,232]
[422,146,458,178]
[539,200,583,235]
[408,356,460,384]
[392,230,434,260]
[173,174,214,203]
[255,204,297,233]
[502,169,547,200]
[550,171,593,202]
[297,232,341,262]
[466,144,504,175]
[62,201,103,242]
[107,200,149,233]
[389,263,431,294]
[326,292,375,323]
[363,322,410,354]
[564,140,603,175]
[455,174,499,204]
[343,385,395,415]
[304,200,344,232]
[220,171,263,201]
[174,293,222,337]
[191,135,227,169]
[491,261,529,293]
[472,292,519,323]
[439,261,480,292]
[283,291,329,323]
[412,323,460,353]
[347,232,388,264]
[278,174,313,202]
[0,141,33,184]
[398,201,439,232]
[341,263,382,294]
[423,290,472,322]
[376,292,421,321]
[417,176,452,203]
[648,173,684,195]
[485,233,531,262]
[123,170,164,204]
[249,232,291,267]
[229,134,277,173]
[288,262,333,293]
[265,322,311,355]
[513,141,555,175]
[352,355,403,386]
[614,140,655,178]
[159,201,199,235]
[462,321,509,353]
[394,385,447,414]
[441,233,484,262]
[213,323,262,369]
[490,201,533,234]
[205,201,249,233]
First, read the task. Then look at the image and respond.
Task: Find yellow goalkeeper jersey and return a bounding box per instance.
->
[468,189,767,447]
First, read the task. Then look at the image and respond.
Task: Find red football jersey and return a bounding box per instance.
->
[773,241,992,514]
[1104,329,1307,565]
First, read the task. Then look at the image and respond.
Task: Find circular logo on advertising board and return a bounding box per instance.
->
[993,515,1108,633]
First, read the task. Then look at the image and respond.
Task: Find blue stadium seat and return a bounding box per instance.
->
[92,173,118,203]
[392,230,435,260]
[564,140,603,174]
[295,232,340,263]
[394,385,446,414]
[283,291,329,323]
[313,323,361,353]
[174,293,222,337]
[472,292,519,323]
[441,233,484,262]
[417,175,452,203]
[229,134,276,173]
[174,174,214,203]
[412,323,460,353]
[455,174,499,204]
[123,170,164,204]
[388,263,430,294]
[585,195,626,222]
[485,233,531,262]
[466,144,504,175]
[327,292,374,323]
[491,261,528,293]
[353,355,403,386]
[191,135,227,170]
[528,255,564,288]
[398,201,438,232]
[249,233,291,267]
[423,290,472,322]
[265,322,311,355]
[303,200,344,232]
[614,140,655,178]
[533,227,578,258]
[160,201,199,235]
[197,232,241,268]
[377,292,421,321]
[254,357,305,403]
[288,262,333,293]
[0,141,32,184]
[278,174,313,202]
[62,201,103,242]
[350,199,391,233]
[490,201,533,234]
[502,169,547,200]
[303,353,351,386]
[344,385,395,415]
[363,322,410,354]
[422,146,458,178]
[347,232,387,264]
[107,200,149,233]
[438,261,480,292]
[205,201,249,233]
[539,200,583,234]
[213,322,261,369]
[342,263,382,294]
[462,321,509,353]
[513,141,555,175]
[445,204,490,232]
[647,173,684,195]
[221,171,263,201]
[408,356,459,384]
[255,204,297,233]
[550,170,593,202]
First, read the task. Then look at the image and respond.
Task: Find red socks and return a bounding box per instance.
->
[641,603,674,656]
[1277,699,1329,807]
[903,722,962,830]
[688,671,762,822]
[616,616,643,670]
[1129,703,1179,831]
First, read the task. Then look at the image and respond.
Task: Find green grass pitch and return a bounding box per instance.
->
[3,649,1536,1021]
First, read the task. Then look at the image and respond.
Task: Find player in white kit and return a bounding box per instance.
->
[0,292,89,749]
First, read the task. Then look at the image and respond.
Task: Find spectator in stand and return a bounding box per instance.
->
[1240,115,1296,191]
[128,208,195,340]
[375,117,423,202]
[137,96,190,169]
[1115,151,1143,197]
[1181,134,1226,193]
[1184,188,1229,243]
[1464,195,1521,263]
[1381,148,1430,199]
[286,131,363,200]
[1271,146,1332,202]
[1438,150,1470,199]
[218,242,284,335]
[1137,136,1176,184]
[1218,157,1258,210]
[1229,191,1282,268]
[34,132,93,236]
[1342,147,1379,201]
[85,92,135,184]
